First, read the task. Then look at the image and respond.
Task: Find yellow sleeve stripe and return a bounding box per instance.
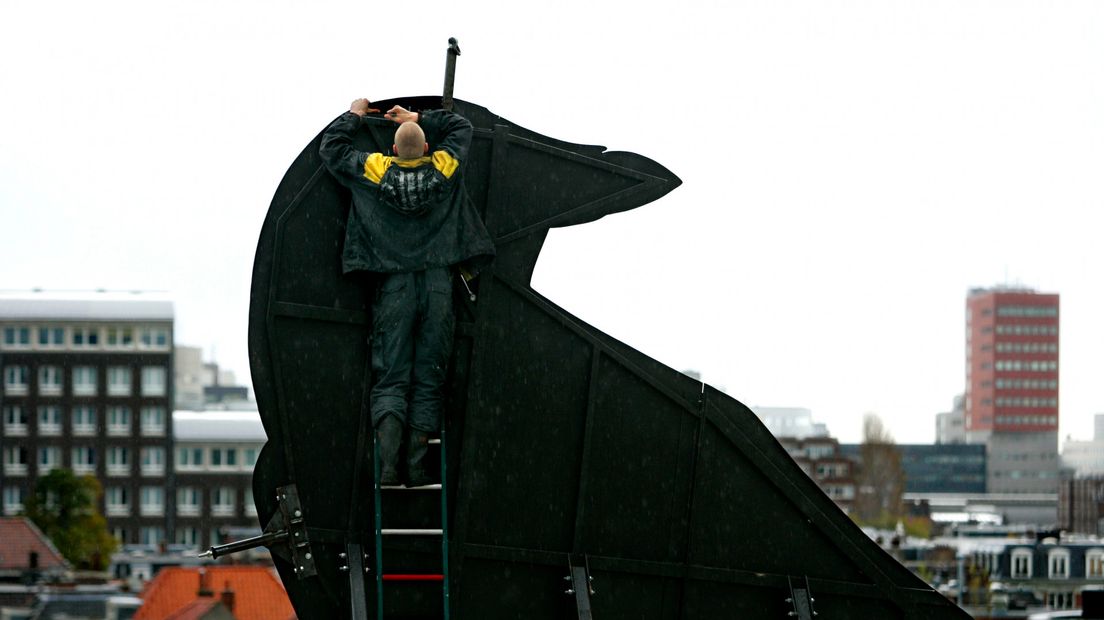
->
[431,150,460,179]
[363,153,392,184]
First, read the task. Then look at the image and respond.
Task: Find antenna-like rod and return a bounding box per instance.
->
[442,37,461,111]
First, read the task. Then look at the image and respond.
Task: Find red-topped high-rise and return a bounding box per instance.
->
[966,286,1060,493]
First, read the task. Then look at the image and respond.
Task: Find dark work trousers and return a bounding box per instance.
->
[370,267,454,432]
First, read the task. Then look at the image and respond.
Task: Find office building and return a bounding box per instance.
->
[965,287,1060,493]
[1061,413,1104,477]
[174,345,251,410]
[935,394,966,444]
[751,406,829,440]
[0,291,174,545]
[839,443,987,494]
[172,410,265,550]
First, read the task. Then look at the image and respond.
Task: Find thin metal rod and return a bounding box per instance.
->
[442,37,461,111]
[441,427,451,620]
[381,529,443,536]
[373,430,384,619]
[199,530,287,559]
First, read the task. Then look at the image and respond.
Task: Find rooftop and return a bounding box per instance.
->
[174,411,266,442]
[0,517,69,573]
[0,290,173,321]
[134,566,295,620]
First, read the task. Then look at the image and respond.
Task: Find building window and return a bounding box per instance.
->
[105,487,130,517]
[140,407,166,436]
[140,486,164,517]
[38,446,61,474]
[3,406,28,436]
[244,448,259,468]
[1047,592,1074,609]
[106,406,131,436]
[1011,549,1033,579]
[210,447,238,469]
[71,446,96,474]
[72,327,100,348]
[138,526,164,547]
[177,487,201,517]
[1048,549,1070,579]
[105,327,134,349]
[997,305,1058,317]
[2,485,24,515]
[3,365,29,395]
[176,447,203,470]
[3,326,31,348]
[72,406,97,436]
[72,364,98,392]
[37,326,65,348]
[37,406,62,436]
[141,367,167,397]
[38,366,63,396]
[211,487,236,517]
[1087,549,1104,579]
[107,366,132,396]
[140,447,165,476]
[106,447,130,477]
[73,366,97,396]
[3,446,29,476]
[139,327,170,349]
[175,526,200,548]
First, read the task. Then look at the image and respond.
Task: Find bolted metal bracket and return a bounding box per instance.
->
[563,555,595,619]
[786,575,817,619]
[198,484,316,580]
[278,485,318,579]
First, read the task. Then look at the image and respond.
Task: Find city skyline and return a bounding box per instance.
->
[4,1,1104,444]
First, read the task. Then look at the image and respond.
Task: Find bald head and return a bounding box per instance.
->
[394,121,427,159]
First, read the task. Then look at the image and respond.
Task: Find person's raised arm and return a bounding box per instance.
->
[319,98,382,185]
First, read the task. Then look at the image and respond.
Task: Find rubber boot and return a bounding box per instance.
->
[406,430,433,488]
[376,416,402,486]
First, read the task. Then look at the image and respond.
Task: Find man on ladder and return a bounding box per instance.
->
[318,96,494,487]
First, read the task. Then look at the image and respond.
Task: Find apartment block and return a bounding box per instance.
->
[0,291,174,545]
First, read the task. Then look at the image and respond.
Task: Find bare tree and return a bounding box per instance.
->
[855,413,906,525]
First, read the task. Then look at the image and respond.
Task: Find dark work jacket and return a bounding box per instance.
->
[319,110,495,274]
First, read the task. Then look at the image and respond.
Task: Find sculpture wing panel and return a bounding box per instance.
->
[249,97,968,619]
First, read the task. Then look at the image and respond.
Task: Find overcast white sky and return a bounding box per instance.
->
[3,1,1103,444]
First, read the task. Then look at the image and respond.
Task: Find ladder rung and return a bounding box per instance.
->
[382,574,444,582]
[381,528,442,536]
[428,438,441,445]
[381,483,441,490]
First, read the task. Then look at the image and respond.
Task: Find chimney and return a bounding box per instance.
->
[197,568,213,597]
[220,580,236,614]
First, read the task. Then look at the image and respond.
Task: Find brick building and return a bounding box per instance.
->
[1058,475,1104,537]
[777,436,857,514]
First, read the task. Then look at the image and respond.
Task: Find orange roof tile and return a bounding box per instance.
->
[164,598,221,620]
[135,566,296,620]
[0,517,68,571]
